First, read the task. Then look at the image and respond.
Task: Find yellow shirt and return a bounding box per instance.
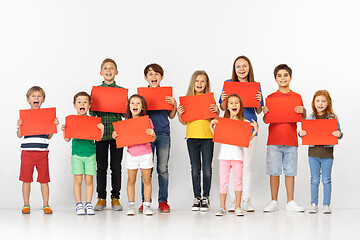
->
[186,119,213,139]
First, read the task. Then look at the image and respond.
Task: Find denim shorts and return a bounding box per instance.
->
[266,145,298,176]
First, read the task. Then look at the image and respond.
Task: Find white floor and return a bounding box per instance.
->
[1,207,359,240]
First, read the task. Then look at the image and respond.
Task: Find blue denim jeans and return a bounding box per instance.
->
[141,133,170,203]
[309,157,333,206]
[186,138,214,199]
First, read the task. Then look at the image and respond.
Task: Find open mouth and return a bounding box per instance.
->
[106,73,112,77]
[232,108,238,112]
[80,107,85,111]
[133,108,138,112]
[151,80,158,84]
[33,101,39,107]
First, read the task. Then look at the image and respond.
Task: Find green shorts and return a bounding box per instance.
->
[71,154,96,176]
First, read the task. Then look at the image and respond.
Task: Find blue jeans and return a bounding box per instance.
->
[142,133,170,203]
[187,138,214,199]
[309,157,333,206]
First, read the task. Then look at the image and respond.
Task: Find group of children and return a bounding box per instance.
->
[17,57,342,217]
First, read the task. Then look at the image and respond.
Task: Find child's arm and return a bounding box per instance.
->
[177,105,186,125]
[146,128,156,142]
[48,117,59,140]
[166,96,178,119]
[112,131,118,139]
[249,119,259,141]
[209,119,218,135]
[262,106,269,124]
[17,119,22,138]
[255,91,263,114]
[210,103,219,117]
[98,123,105,139]
[220,91,228,111]
[294,106,306,119]
[61,124,71,142]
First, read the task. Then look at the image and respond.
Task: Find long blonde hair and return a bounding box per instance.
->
[186,70,211,96]
[311,90,335,118]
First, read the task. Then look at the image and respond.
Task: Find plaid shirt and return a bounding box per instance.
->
[89,81,124,141]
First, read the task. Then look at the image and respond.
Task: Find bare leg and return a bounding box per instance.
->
[84,175,94,203]
[127,169,138,202]
[220,193,227,210]
[22,182,31,206]
[285,175,295,202]
[40,183,50,207]
[141,169,152,203]
[235,191,242,209]
[73,175,83,203]
[270,175,280,201]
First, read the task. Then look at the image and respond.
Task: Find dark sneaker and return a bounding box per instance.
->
[191,198,201,211]
[200,197,210,212]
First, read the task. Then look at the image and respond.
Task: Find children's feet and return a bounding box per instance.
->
[159,201,170,213]
[215,208,226,216]
[309,203,318,214]
[22,205,30,214]
[139,204,143,213]
[94,198,106,211]
[111,196,123,211]
[323,205,332,214]
[85,203,95,215]
[228,199,236,212]
[43,206,53,214]
[235,207,244,216]
[143,202,153,215]
[127,202,135,216]
[200,197,210,212]
[263,200,279,213]
[285,200,304,212]
[242,199,255,212]
[76,203,86,215]
[191,198,201,211]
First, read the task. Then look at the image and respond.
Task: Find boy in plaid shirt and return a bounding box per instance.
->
[90,58,124,211]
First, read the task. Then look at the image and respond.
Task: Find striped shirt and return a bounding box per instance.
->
[20,134,49,151]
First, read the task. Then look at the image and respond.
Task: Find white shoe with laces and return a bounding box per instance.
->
[323,205,332,214]
[235,207,244,216]
[143,202,153,216]
[242,199,255,212]
[228,199,236,212]
[309,203,318,214]
[263,200,279,212]
[127,202,135,216]
[285,200,304,212]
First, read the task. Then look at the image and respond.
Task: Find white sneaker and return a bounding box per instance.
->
[263,200,279,212]
[285,200,304,212]
[242,199,255,212]
[235,207,244,216]
[76,203,86,215]
[143,202,153,216]
[228,199,236,212]
[309,203,318,214]
[323,205,332,214]
[85,203,95,215]
[127,202,135,216]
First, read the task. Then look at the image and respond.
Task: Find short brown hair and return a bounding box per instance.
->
[274,64,292,78]
[26,86,45,99]
[73,91,91,104]
[101,58,117,70]
[144,63,164,77]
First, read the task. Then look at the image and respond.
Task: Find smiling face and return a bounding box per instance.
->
[27,91,45,109]
[227,96,241,118]
[314,95,328,115]
[275,69,292,89]
[100,62,118,84]
[129,97,143,117]
[144,67,163,88]
[194,74,208,94]
[73,96,91,116]
[234,58,250,81]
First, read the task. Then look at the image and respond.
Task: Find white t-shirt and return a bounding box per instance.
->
[218,143,244,161]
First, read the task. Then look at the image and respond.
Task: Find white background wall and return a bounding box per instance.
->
[1,0,359,209]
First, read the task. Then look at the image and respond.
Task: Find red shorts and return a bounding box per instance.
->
[19,150,50,183]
